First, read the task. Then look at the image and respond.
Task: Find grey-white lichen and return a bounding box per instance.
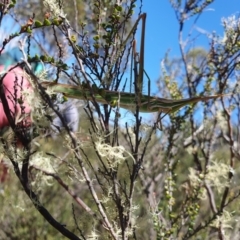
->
[43,0,67,19]
[30,152,57,189]
[95,137,135,169]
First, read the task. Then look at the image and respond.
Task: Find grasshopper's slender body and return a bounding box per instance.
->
[42,82,224,114]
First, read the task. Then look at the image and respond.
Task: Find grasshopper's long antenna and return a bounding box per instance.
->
[131,14,146,108]
[138,13,146,95]
[105,13,147,89]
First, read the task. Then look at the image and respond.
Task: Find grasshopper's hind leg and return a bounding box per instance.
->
[156,110,171,131]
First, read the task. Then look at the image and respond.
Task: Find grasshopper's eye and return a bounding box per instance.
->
[110,100,117,108]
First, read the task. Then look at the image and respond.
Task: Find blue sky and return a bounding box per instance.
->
[135,0,239,90]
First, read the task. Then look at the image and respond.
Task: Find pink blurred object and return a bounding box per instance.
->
[0,66,33,183]
[0,66,32,129]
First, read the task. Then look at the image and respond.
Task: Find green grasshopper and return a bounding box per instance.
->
[41,13,226,116]
[41,82,225,114]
